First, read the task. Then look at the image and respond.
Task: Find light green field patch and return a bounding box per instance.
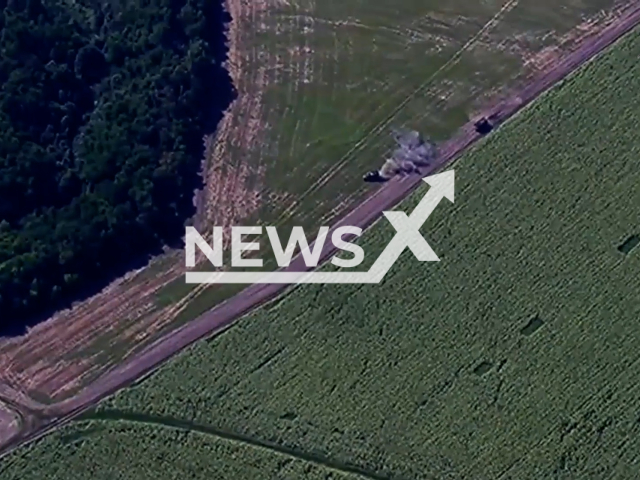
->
[248,0,617,229]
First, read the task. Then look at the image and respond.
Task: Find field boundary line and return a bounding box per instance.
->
[77,409,404,480]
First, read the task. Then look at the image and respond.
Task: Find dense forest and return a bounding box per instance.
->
[0,0,234,332]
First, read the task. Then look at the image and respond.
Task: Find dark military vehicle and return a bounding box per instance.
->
[363,170,388,183]
[474,117,493,135]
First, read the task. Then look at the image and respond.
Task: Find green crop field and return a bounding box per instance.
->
[1,421,363,480]
[3,17,640,480]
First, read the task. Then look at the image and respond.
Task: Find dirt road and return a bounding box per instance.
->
[2,0,640,459]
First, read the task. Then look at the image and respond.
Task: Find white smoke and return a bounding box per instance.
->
[376,128,437,179]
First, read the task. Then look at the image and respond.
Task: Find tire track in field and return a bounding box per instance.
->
[275,0,520,225]
[73,410,406,480]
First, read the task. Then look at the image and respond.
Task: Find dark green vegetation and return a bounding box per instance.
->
[1,420,363,480]
[0,0,233,332]
[4,19,640,480]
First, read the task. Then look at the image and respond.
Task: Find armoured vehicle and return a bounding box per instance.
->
[474,117,493,135]
[362,170,387,182]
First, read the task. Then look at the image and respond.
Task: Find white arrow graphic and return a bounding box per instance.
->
[366,169,454,282]
[186,169,455,284]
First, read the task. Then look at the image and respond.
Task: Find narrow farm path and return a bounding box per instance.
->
[74,410,404,480]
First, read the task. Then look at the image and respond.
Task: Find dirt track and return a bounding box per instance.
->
[2,1,640,458]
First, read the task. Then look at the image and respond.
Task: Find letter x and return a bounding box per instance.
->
[382,211,439,262]
[366,176,452,280]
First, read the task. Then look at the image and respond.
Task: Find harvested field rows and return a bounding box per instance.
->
[4,16,640,480]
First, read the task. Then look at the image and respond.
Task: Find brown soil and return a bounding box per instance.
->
[1,0,639,459]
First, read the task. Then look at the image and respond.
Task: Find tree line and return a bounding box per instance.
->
[0,0,234,332]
